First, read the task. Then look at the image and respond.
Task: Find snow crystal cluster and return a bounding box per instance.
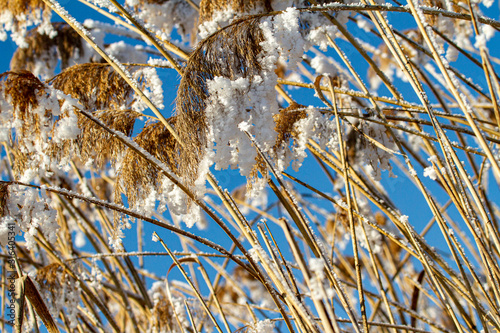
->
[202,8,307,197]
[310,51,339,76]
[46,272,81,328]
[249,319,275,333]
[309,257,335,300]
[356,224,383,254]
[105,40,148,65]
[148,280,192,331]
[198,8,240,40]
[0,80,81,180]
[0,5,53,48]
[353,119,396,181]
[292,107,341,170]
[131,66,165,111]
[126,0,197,44]
[0,185,59,249]
[136,177,206,229]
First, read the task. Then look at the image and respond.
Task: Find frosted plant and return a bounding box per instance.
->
[0,0,53,47]
[248,319,274,333]
[0,184,58,249]
[35,263,81,328]
[127,0,197,43]
[10,22,86,79]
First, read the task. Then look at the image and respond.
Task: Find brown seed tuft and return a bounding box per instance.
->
[199,0,272,24]
[77,110,141,168]
[117,119,179,208]
[49,63,135,110]
[368,29,424,86]
[35,262,80,325]
[36,263,65,288]
[0,70,48,139]
[250,103,307,187]
[91,177,113,201]
[420,0,465,26]
[45,109,140,174]
[175,18,265,187]
[10,145,30,177]
[0,0,47,18]
[0,0,50,37]
[11,22,84,76]
[273,103,307,149]
[216,265,258,303]
[0,70,45,115]
[148,285,180,332]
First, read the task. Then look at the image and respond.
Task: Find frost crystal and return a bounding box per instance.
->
[249,319,275,333]
[350,119,396,181]
[0,185,59,249]
[423,166,437,180]
[310,257,325,276]
[202,9,307,194]
[127,0,196,43]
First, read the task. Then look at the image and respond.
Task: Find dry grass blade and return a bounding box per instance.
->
[184,300,200,333]
[106,0,183,73]
[0,179,251,271]
[13,273,24,333]
[0,182,9,217]
[188,256,231,332]
[22,275,59,333]
[148,281,184,333]
[327,76,368,333]
[243,130,362,332]
[155,232,225,333]
[410,270,426,329]
[368,28,424,88]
